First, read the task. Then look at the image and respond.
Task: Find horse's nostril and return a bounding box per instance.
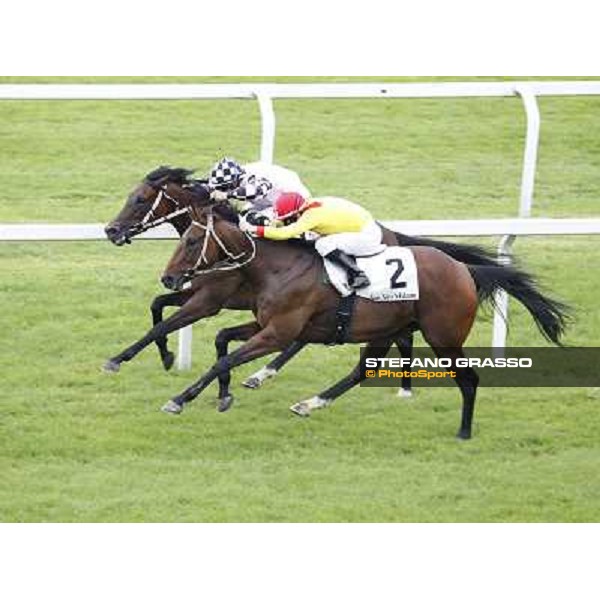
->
[105,225,119,237]
[161,275,175,289]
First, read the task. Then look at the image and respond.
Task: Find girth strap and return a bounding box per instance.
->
[334,293,357,345]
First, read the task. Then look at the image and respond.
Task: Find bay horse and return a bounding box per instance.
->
[159,204,569,439]
[102,166,522,401]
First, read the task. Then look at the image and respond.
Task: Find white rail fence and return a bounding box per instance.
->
[2,82,600,367]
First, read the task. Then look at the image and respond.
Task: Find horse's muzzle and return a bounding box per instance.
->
[104,223,130,246]
[161,274,180,290]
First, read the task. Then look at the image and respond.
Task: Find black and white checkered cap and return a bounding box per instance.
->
[209,157,245,190]
[230,175,273,202]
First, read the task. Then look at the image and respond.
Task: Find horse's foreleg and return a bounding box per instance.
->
[290,340,393,417]
[104,295,220,373]
[396,332,414,398]
[162,328,283,414]
[214,321,262,405]
[151,290,194,370]
[242,340,307,389]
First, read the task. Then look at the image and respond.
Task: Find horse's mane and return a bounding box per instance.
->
[213,203,239,225]
[145,165,195,186]
[185,184,240,226]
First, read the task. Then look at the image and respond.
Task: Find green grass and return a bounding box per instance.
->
[0,76,599,522]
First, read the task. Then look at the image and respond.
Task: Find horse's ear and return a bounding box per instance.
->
[188,181,212,207]
[145,165,171,183]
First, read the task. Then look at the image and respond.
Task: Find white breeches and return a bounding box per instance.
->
[315,220,384,257]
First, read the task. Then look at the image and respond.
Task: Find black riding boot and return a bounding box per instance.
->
[324,249,370,290]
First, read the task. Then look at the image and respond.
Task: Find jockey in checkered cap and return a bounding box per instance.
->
[241,193,383,290]
[208,157,311,225]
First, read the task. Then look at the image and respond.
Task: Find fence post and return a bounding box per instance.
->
[515,85,541,218]
[255,91,276,164]
[491,234,515,356]
[177,282,193,370]
[491,87,541,354]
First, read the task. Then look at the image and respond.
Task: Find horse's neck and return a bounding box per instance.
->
[169,184,208,236]
[172,213,192,237]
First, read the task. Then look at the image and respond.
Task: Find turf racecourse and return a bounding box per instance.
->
[0,77,599,522]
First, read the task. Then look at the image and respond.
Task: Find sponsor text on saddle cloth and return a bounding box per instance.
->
[325,247,420,301]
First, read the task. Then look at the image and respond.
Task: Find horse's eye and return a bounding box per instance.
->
[186,237,199,248]
[135,196,147,206]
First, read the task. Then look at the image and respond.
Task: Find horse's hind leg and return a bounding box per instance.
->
[290,339,393,417]
[419,324,479,439]
[396,332,414,398]
[418,292,479,439]
[455,361,479,440]
[242,341,307,389]
[430,346,479,439]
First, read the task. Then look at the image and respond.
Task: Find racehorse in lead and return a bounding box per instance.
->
[159,202,569,439]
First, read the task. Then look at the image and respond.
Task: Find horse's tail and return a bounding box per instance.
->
[468,264,571,346]
[391,229,499,267]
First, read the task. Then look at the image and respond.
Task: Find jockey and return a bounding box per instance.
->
[207,157,311,224]
[241,192,384,290]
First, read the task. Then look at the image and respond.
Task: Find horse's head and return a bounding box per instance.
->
[104,166,209,245]
[161,205,251,291]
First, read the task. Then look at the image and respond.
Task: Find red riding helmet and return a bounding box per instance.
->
[274,192,306,220]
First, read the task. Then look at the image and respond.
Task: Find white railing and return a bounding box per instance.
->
[2,81,600,366]
[2,219,599,368]
[3,218,600,241]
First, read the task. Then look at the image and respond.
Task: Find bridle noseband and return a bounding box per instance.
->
[128,183,191,237]
[184,211,256,279]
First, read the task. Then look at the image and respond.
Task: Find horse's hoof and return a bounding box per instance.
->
[242,367,276,390]
[218,395,234,412]
[161,351,175,371]
[456,430,472,441]
[161,400,183,415]
[397,388,413,398]
[102,359,120,373]
[290,402,311,417]
[242,377,261,390]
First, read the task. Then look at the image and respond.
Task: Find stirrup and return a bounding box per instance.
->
[349,271,370,290]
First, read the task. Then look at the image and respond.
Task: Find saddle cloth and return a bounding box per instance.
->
[324,246,419,302]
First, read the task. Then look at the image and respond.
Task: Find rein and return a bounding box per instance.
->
[185,211,257,278]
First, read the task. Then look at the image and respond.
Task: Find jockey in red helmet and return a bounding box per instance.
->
[241,193,384,290]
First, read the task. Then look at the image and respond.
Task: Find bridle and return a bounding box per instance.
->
[184,210,256,279]
[128,183,192,237]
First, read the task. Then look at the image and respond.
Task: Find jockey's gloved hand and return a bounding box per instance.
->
[245,211,270,226]
[239,218,258,235]
[210,189,230,202]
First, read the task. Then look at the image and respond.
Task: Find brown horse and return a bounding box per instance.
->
[103,166,497,397]
[159,204,569,439]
